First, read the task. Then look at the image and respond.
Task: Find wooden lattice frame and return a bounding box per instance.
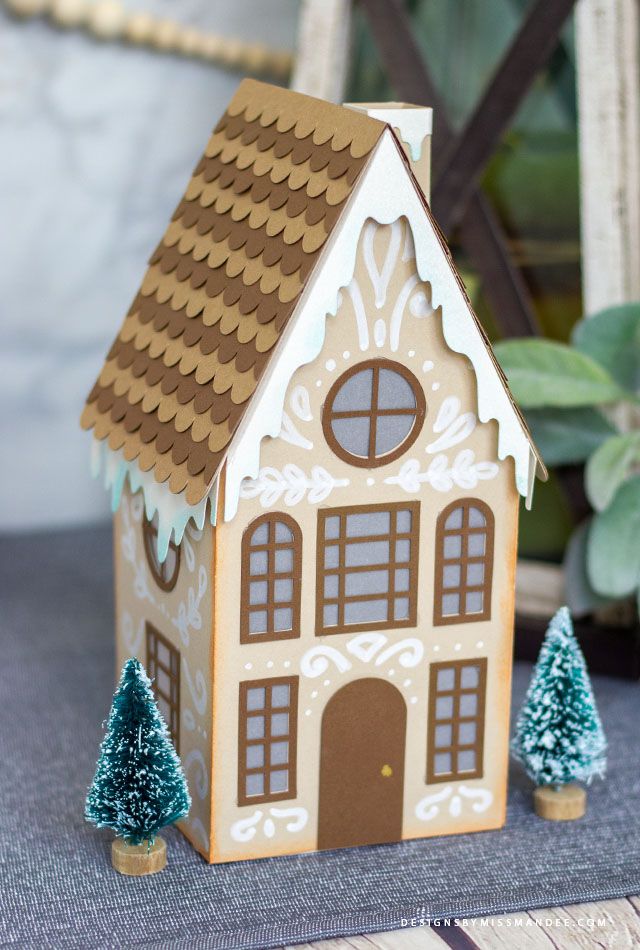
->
[237,676,299,806]
[433,499,494,626]
[146,622,181,753]
[426,658,487,784]
[240,513,302,644]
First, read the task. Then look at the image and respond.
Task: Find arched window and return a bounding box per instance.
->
[241,514,302,643]
[434,500,494,625]
[323,359,426,467]
[143,512,180,592]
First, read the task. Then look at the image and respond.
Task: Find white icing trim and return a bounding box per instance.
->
[224,131,536,520]
[344,103,433,161]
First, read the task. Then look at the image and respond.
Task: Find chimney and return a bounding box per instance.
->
[344,102,433,201]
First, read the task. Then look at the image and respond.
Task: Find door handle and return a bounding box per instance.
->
[380,764,393,777]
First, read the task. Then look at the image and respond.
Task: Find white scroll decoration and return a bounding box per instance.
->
[300,645,352,679]
[171,564,207,647]
[230,807,309,843]
[121,612,144,655]
[415,785,494,822]
[182,657,207,717]
[239,464,349,508]
[385,451,499,494]
[290,385,313,422]
[279,412,314,451]
[301,633,423,679]
[427,396,477,454]
[183,748,208,800]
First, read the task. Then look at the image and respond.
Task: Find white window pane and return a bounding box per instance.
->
[457,750,476,773]
[465,591,484,615]
[435,723,452,748]
[275,521,293,542]
[345,540,390,567]
[346,511,390,537]
[437,667,455,691]
[467,533,486,557]
[270,741,289,765]
[394,597,409,620]
[435,695,454,719]
[396,509,412,533]
[324,545,340,569]
[324,575,339,598]
[459,694,478,717]
[274,549,293,573]
[443,535,462,559]
[274,578,293,602]
[155,667,170,697]
[274,608,293,632]
[378,368,416,410]
[271,684,290,708]
[246,745,264,769]
[247,687,265,711]
[344,599,388,625]
[434,752,452,775]
[445,507,463,530]
[460,665,480,689]
[323,604,338,627]
[324,516,340,540]
[466,563,485,586]
[249,580,268,606]
[245,773,264,797]
[269,770,289,794]
[251,522,269,545]
[249,610,268,634]
[332,367,373,412]
[394,568,410,592]
[249,550,268,576]
[331,417,370,457]
[246,715,265,739]
[156,639,171,667]
[374,414,414,457]
[442,593,460,616]
[271,713,289,737]
[345,569,389,597]
[395,539,411,563]
[442,564,461,589]
[458,721,477,745]
[468,506,486,528]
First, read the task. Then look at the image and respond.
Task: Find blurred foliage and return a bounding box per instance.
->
[347,0,583,560]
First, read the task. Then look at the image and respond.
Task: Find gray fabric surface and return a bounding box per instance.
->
[1,526,639,950]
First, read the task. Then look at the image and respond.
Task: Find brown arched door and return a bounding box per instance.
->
[318,678,406,851]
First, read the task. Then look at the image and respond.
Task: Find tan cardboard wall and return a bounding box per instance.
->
[210,217,519,862]
[113,484,214,859]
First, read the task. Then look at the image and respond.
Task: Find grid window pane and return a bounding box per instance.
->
[344,599,388,625]
[331,417,370,457]
[346,511,390,537]
[239,678,298,805]
[323,604,339,627]
[427,660,487,784]
[241,516,301,642]
[394,597,410,620]
[395,568,410,592]
[435,501,494,625]
[345,569,389,597]
[375,414,414,456]
[344,540,390,567]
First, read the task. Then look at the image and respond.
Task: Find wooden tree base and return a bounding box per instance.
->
[534,784,586,821]
[112,836,167,875]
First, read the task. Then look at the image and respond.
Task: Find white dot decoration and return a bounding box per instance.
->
[311,690,318,699]
[316,379,322,387]
[325,358,336,371]
[433,645,440,652]
[283,660,291,668]
[343,350,350,360]
[305,709,311,716]
[432,382,440,391]
[323,679,330,687]
[410,697,418,705]
[422,360,434,373]
[403,679,411,687]
[476,641,484,649]
[244,662,252,670]
[366,477,375,486]
[408,350,415,357]
[388,669,395,677]
[454,643,461,652]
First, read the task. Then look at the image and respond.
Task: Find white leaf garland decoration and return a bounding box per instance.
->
[239,465,349,509]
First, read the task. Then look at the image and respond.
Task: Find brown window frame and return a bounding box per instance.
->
[316,502,420,636]
[427,658,487,784]
[237,676,298,806]
[322,358,426,468]
[142,513,181,592]
[146,621,181,753]
[240,513,302,644]
[434,499,494,626]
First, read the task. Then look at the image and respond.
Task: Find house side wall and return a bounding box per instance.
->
[113,484,213,859]
[210,218,520,863]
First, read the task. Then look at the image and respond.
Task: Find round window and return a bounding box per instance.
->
[143,512,181,592]
[322,359,426,467]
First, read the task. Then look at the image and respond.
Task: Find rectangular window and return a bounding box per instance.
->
[146,622,181,753]
[316,502,419,635]
[427,659,487,784]
[238,677,298,805]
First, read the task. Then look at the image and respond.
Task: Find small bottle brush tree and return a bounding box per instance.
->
[512,606,606,821]
[86,657,191,874]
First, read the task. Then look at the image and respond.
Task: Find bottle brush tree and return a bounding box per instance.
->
[512,607,606,818]
[86,658,191,852]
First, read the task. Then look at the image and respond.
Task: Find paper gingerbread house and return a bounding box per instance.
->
[81,79,546,864]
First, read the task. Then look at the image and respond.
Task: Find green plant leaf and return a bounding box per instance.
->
[585,431,640,511]
[493,339,623,408]
[524,407,616,466]
[563,519,612,617]
[572,303,640,393]
[587,476,640,597]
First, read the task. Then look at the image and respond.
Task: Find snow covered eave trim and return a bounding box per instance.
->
[90,439,218,562]
[223,130,541,520]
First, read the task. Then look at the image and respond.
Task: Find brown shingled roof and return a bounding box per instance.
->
[81,79,386,506]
